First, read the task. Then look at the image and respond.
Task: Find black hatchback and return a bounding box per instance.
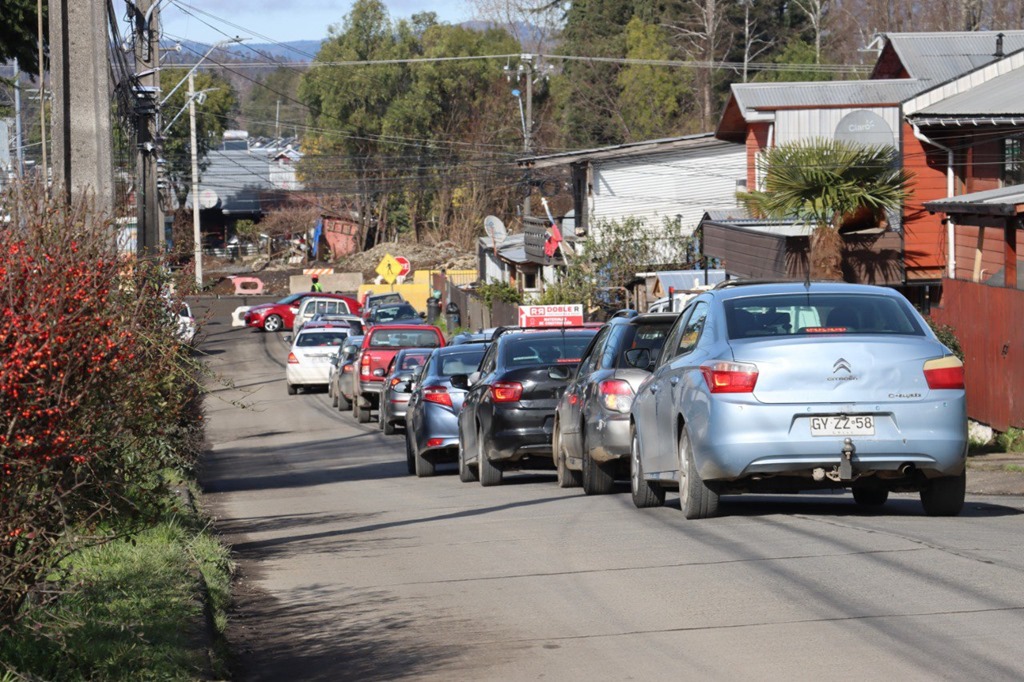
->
[453,328,598,486]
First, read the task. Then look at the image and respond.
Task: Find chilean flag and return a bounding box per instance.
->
[543,221,563,257]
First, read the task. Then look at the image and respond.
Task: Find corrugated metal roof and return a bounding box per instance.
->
[518,133,721,168]
[657,270,728,290]
[884,30,1024,83]
[924,183,1024,216]
[731,79,926,116]
[917,65,1024,116]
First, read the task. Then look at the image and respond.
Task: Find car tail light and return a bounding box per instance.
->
[426,438,445,448]
[343,364,353,373]
[700,361,758,393]
[390,377,404,389]
[924,356,965,390]
[287,352,299,364]
[491,381,523,403]
[423,385,453,407]
[598,379,634,413]
[360,354,371,377]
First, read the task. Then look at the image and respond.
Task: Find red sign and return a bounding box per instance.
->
[394,256,411,277]
[518,304,584,328]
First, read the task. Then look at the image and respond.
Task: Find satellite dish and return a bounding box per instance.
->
[484,215,507,248]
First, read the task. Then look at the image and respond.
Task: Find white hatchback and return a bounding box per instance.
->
[286,326,350,395]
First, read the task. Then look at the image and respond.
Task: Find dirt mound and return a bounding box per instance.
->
[337,241,476,280]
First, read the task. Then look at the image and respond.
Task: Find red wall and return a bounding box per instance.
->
[902,123,950,281]
[746,123,771,189]
[931,278,1024,431]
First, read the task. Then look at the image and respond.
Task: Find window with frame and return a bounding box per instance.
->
[1005,137,1024,186]
[674,302,708,357]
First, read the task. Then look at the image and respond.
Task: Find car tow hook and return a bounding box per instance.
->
[839,438,855,481]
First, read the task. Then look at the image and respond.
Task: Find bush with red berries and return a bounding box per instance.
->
[0,183,204,628]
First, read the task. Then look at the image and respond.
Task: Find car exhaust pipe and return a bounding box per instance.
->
[898,463,916,476]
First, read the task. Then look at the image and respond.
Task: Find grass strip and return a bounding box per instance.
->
[1,482,233,681]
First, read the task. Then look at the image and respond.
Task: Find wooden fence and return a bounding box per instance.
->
[447,285,518,331]
[931,278,1024,431]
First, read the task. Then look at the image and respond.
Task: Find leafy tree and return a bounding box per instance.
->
[159,68,239,207]
[0,0,45,76]
[754,36,834,83]
[239,67,304,138]
[617,18,689,141]
[739,139,911,281]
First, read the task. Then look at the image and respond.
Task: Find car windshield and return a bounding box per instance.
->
[502,335,594,367]
[295,331,348,347]
[617,322,673,367]
[438,348,486,376]
[371,303,419,322]
[724,293,924,340]
[369,329,441,348]
[277,293,304,305]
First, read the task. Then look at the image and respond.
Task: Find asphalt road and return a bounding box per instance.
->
[195,298,1024,681]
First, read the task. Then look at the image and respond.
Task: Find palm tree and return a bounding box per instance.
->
[739,138,911,281]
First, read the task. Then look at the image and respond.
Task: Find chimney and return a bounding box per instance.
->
[995,32,1005,58]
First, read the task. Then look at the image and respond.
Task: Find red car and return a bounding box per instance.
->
[353,324,445,423]
[244,292,362,332]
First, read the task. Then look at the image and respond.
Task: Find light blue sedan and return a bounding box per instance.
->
[629,281,967,519]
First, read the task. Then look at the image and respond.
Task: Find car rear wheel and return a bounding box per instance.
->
[355,397,371,423]
[330,385,338,407]
[920,471,966,516]
[414,438,435,478]
[679,428,719,520]
[336,388,351,411]
[852,486,889,507]
[405,431,416,475]
[378,403,386,430]
[458,438,478,482]
[582,435,615,495]
[630,426,664,509]
[554,423,581,489]
[478,426,502,487]
[383,406,397,435]
[263,314,283,332]
[286,382,297,396]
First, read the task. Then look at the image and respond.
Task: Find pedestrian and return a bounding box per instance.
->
[311,275,323,293]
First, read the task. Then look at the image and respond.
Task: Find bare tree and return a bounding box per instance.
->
[738,0,774,83]
[793,0,831,64]
[668,0,733,131]
[467,0,563,54]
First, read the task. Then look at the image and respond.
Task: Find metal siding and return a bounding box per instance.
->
[591,144,746,237]
[931,278,1024,430]
[775,107,901,146]
[887,31,1024,84]
[733,80,925,115]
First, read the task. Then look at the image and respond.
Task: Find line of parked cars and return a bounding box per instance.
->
[279,281,970,519]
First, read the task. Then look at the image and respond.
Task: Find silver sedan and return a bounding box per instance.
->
[629,281,967,519]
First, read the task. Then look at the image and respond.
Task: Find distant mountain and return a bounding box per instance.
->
[228,41,324,62]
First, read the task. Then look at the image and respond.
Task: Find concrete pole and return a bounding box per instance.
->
[37,0,46,185]
[13,59,24,175]
[522,54,534,219]
[49,0,113,212]
[135,0,163,254]
[189,72,203,289]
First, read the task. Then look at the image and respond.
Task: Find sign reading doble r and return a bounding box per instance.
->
[518,304,584,328]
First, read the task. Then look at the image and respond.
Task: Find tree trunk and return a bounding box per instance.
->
[809,225,845,282]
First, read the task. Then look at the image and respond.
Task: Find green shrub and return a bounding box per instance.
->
[996,428,1024,453]
[477,280,523,306]
[925,317,964,361]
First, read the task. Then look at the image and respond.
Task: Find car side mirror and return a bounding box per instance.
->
[373,368,386,377]
[624,348,651,369]
[419,311,427,319]
[450,374,469,389]
[548,365,571,380]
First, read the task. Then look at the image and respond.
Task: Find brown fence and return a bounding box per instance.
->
[446,286,518,331]
[931,278,1024,431]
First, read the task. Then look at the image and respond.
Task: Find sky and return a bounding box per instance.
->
[160,0,477,46]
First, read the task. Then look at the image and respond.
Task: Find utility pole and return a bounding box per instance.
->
[133,0,163,255]
[13,59,24,175]
[37,0,46,185]
[189,72,203,289]
[49,0,113,212]
[519,54,534,218]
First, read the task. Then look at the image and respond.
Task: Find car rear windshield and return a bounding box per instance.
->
[724,293,924,340]
[295,331,348,347]
[369,293,403,305]
[438,348,486,376]
[372,303,419,322]
[396,351,431,370]
[369,329,441,348]
[502,334,595,367]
